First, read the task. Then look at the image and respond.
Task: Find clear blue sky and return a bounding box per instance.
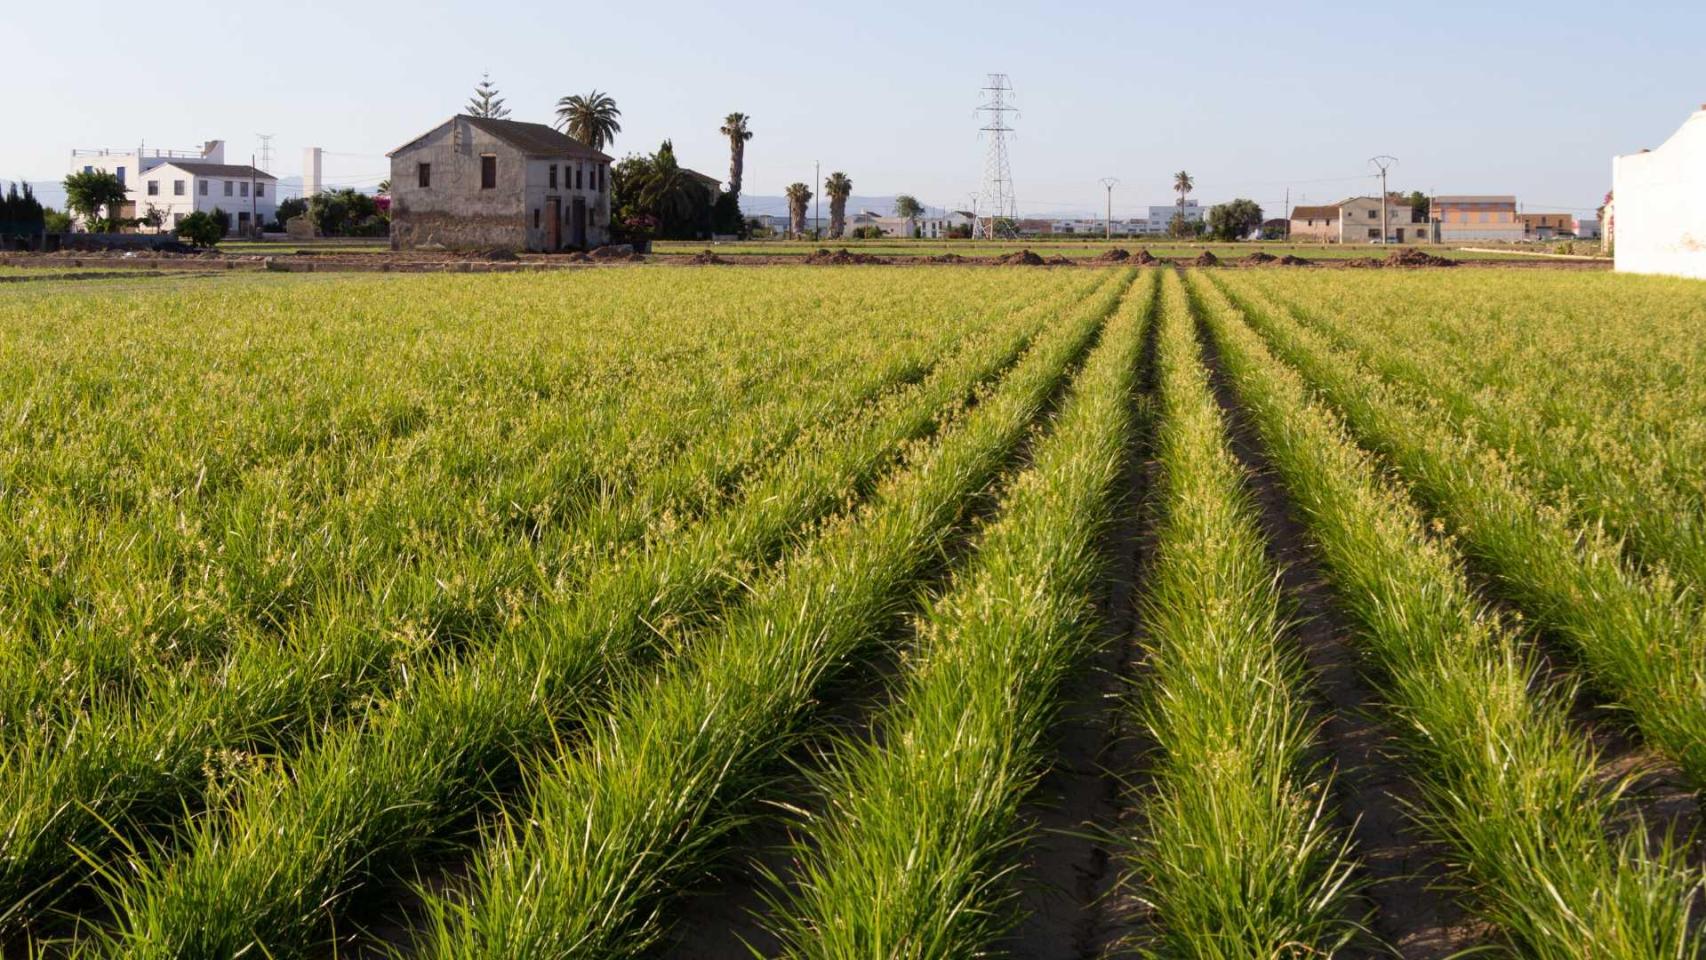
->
[8,0,1702,217]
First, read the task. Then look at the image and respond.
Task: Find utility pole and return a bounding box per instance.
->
[1369,155,1398,244]
[250,154,258,239]
[814,160,820,241]
[1099,177,1119,240]
[1284,186,1290,239]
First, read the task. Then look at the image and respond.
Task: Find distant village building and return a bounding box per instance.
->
[1138,201,1205,236]
[1288,195,1429,243]
[137,161,277,236]
[1519,212,1574,239]
[388,116,612,251]
[841,209,972,239]
[68,139,228,227]
[1573,216,1601,240]
[1431,195,1523,242]
[1612,105,1706,280]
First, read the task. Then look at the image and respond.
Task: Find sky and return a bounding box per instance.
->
[8,0,1703,218]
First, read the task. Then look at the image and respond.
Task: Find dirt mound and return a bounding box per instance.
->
[1277,254,1311,266]
[1341,257,1383,268]
[1384,247,1458,268]
[804,247,889,265]
[686,250,725,265]
[1131,249,1158,264]
[1093,248,1131,262]
[1192,250,1221,267]
[1046,255,1074,265]
[589,244,644,261]
[1241,251,1278,265]
[480,248,520,262]
[996,250,1046,266]
[926,253,967,264]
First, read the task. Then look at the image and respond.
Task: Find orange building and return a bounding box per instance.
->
[1519,212,1574,238]
[1430,195,1522,241]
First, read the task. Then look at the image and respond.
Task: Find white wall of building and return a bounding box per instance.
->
[67,141,224,225]
[136,163,278,234]
[1613,107,1706,280]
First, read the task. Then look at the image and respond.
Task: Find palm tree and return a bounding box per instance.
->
[467,72,510,119]
[784,182,813,239]
[1173,170,1194,233]
[555,91,622,151]
[824,172,853,239]
[720,113,753,201]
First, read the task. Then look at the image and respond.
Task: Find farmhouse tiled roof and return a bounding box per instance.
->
[1290,205,1338,220]
[462,116,612,162]
[148,161,277,180]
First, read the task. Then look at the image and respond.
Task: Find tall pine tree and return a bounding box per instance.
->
[466,72,510,119]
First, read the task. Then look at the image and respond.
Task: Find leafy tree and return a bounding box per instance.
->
[307,189,386,237]
[62,170,128,231]
[712,192,743,236]
[175,210,224,248]
[273,196,309,231]
[611,141,712,241]
[1406,190,1429,222]
[556,90,621,151]
[43,207,72,234]
[893,194,923,219]
[1167,212,1204,239]
[141,204,169,232]
[720,113,753,201]
[1172,170,1194,225]
[467,72,510,119]
[1207,198,1263,241]
[824,171,853,238]
[784,182,813,238]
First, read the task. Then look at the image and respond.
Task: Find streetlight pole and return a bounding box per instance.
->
[1369,155,1398,244]
[1099,177,1119,241]
[814,160,820,241]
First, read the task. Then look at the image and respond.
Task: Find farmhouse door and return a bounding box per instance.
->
[547,197,562,250]
[573,196,588,248]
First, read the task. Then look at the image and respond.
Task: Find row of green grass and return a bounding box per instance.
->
[766,272,1154,958]
[1194,271,1701,958]
[651,239,1536,261]
[1120,270,1357,955]
[1213,275,1706,787]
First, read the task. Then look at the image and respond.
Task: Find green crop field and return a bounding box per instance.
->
[650,238,1553,261]
[1,265,1700,958]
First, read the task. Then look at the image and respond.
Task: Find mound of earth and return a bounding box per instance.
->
[1132,249,1158,264]
[1277,254,1311,266]
[1192,250,1221,267]
[481,248,520,262]
[1384,247,1458,268]
[1241,252,1278,265]
[805,247,888,265]
[996,250,1046,266]
[1046,255,1074,265]
[927,253,967,264]
[1341,257,1383,268]
[686,250,725,265]
[1093,248,1131,262]
[589,244,644,261]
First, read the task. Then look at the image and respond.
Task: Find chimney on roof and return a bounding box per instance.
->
[201,140,225,163]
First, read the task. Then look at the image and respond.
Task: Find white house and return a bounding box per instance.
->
[1573,216,1601,240]
[136,161,278,236]
[68,140,227,226]
[1612,105,1706,280]
[1133,201,1205,235]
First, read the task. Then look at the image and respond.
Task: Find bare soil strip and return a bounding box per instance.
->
[1194,325,1488,960]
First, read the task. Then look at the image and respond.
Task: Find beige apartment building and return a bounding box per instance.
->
[1431,195,1522,242]
[1288,195,1430,243]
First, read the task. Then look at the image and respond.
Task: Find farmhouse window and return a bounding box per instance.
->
[225,181,234,197]
[418,163,431,188]
[240,182,249,198]
[174,180,185,196]
[549,164,557,189]
[534,208,540,228]
[576,166,584,190]
[481,155,497,189]
[199,181,208,195]
[147,181,159,196]
[256,183,265,198]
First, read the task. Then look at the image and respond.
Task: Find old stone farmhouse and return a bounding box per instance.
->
[388,116,612,251]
